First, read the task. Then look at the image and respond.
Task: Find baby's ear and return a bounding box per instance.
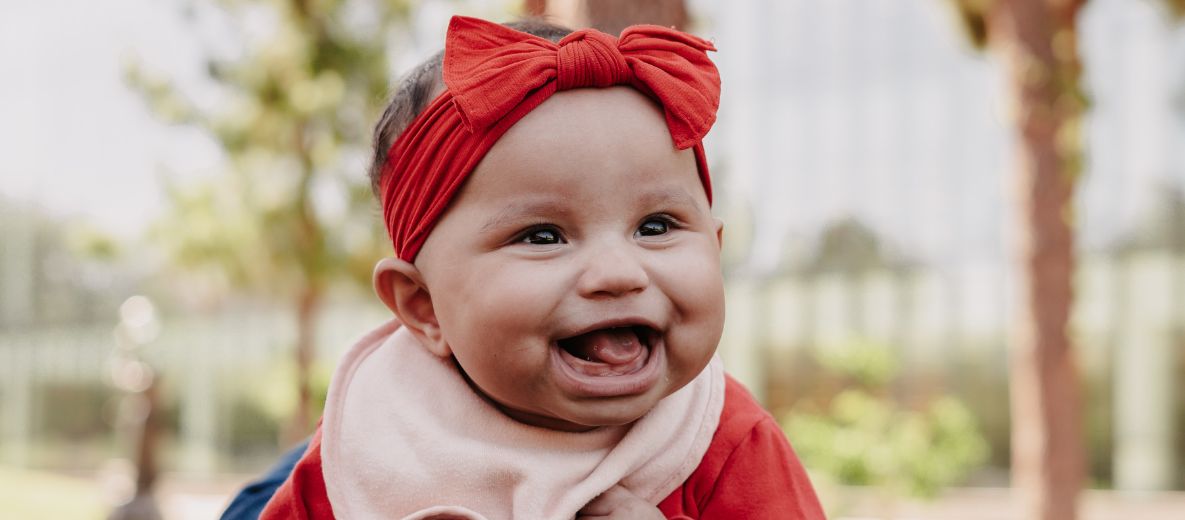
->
[372,258,451,357]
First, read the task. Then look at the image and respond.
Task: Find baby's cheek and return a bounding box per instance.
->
[676,263,726,355]
[660,261,724,364]
[665,249,725,310]
[466,268,556,324]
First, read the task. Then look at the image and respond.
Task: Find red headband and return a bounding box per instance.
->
[380,16,721,261]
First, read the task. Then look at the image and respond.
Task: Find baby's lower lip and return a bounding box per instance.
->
[549,338,663,398]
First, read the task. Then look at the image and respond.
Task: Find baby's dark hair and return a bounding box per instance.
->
[368,19,575,197]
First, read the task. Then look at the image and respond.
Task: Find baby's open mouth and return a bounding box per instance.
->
[556,326,654,377]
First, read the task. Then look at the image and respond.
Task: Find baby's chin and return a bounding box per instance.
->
[477,383,672,433]
[506,403,658,433]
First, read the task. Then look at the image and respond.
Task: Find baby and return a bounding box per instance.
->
[247,15,823,520]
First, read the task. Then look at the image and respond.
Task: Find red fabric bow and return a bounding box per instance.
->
[444,16,719,148]
[380,16,720,261]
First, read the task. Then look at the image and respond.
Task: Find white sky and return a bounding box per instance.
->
[0,0,228,238]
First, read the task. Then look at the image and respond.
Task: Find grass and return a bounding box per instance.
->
[0,466,106,520]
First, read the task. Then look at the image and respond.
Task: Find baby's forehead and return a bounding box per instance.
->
[512,87,668,133]
[443,89,705,216]
[481,89,682,166]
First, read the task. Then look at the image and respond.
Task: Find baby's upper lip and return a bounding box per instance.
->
[556,316,664,340]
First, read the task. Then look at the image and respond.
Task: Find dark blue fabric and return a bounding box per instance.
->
[220,439,310,520]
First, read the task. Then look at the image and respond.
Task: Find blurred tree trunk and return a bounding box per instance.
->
[131,0,405,449]
[525,0,547,17]
[287,285,322,442]
[582,0,688,33]
[531,0,688,32]
[952,0,1185,517]
[984,1,1086,519]
[109,378,163,520]
[134,379,161,499]
[287,116,326,443]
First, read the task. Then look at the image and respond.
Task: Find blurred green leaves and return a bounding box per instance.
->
[239,355,334,428]
[127,0,411,302]
[127,0,414,435]
[782,339,989,498]
[815,337,899,388]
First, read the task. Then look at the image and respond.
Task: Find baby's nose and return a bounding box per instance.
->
[575,242,650,298]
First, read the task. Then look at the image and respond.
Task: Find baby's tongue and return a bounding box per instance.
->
[565,328,645,365]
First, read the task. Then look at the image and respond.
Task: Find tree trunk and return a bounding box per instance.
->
[524,0,547,17]
[134,377,160,495]
[582,0,688,33]
[542,0,689,33]
[287,113,325,444]
[987,1,1086,519]
[286,285,321,444]
[108,377,163,520]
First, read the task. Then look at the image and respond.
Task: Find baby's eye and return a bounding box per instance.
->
[637,217,671,237]
[520,227,564,245]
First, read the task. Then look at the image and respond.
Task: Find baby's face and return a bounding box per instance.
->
[414,87,725,431]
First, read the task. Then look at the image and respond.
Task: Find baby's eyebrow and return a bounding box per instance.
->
[637,187,705,212]
[479,188,705,232]
[480,200,572,232]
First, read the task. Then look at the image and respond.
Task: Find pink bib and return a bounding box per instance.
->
[319,320,725,519]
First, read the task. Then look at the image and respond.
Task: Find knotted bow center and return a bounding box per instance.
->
[555,30,631,91]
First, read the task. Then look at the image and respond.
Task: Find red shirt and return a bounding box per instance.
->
[263,375,825,519]
[657,376,825,519]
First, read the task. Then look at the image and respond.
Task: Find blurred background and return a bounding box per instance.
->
[2,0,1184,518]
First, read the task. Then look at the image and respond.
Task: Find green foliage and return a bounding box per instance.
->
[65,224,122,262]
[0,197,127,327]
[213,356,334,459]
[127,0,417,437]
[241,356,335,426]
[815,337,899,388]
[129,0,410,300]
[781,339,989,498]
